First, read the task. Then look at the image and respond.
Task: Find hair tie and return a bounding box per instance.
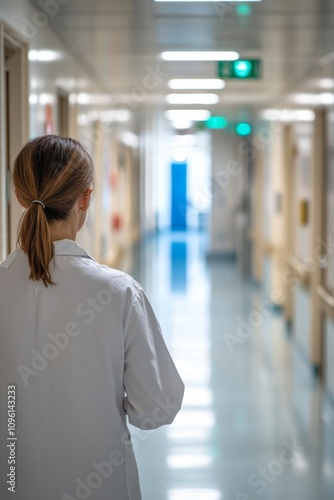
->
[31,200,46,209]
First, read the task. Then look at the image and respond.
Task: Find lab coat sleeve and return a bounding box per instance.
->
[123,287,185,430]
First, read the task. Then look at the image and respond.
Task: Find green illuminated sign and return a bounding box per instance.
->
[234,60,252,78]
[218,59,261,79]
[236,122,252,136]
[236,4,252,16]
[205,116,228,129]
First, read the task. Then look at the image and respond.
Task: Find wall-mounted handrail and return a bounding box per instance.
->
[317,284,334,309]
[263,241,284,256]
[288,254,311,283]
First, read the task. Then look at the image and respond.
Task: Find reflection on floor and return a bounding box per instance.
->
[128,231,334,500]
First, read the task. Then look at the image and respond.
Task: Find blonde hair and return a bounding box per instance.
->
[13,135,94,287]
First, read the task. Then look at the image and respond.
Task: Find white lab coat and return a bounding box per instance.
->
[0,239,184,500]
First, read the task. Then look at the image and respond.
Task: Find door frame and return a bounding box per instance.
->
[0,20,29,261]
[57,88,69,136]
[308,109,326,375]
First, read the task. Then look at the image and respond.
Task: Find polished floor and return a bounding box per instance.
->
[126,231,334,500]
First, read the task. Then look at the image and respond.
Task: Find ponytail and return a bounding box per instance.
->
[17,202,54,286]
[13,135,95,287]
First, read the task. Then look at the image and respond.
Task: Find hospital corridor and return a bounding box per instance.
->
[1,0,334,499]
[128,231,334,500]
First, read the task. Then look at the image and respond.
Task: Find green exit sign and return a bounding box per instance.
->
[218,59,262,79]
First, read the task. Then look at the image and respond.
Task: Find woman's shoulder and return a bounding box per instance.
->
[77,258,142,298]
[54,239,142,297]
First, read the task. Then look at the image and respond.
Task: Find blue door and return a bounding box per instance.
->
[171,161,187,230]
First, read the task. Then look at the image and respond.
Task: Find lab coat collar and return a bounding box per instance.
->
[0,239,95,269]
[0,249,20,269]
[54,239,95,261]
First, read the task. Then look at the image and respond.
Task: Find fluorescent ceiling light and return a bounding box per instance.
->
[29,50,60,62]
[161,51,239,61]
[156,0,260,2]
[166,93,219,104]
[169,79,225,89]
[85,110,131,122]
[318,79,334,90]
[260,109,315,122]
[72,93,114,105]
[171,120,193,129]
[319,93,334,104]
[291,93,334,105]
[166,110,211,121]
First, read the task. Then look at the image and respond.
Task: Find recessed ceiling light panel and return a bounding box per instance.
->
[165,110,211,121]
[169,79,225,89]
[155,0,261,2]
[166,94,219,104]
[161,51,239,61]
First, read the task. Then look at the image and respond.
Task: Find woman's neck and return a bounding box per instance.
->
[49,220,78,242]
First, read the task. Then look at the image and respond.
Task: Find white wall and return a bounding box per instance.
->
[1,0,101,137]
[293,122,314,261]
[260,124,286,304]
[0,0,140,263]
[155,119,173,232]
[186,131,211,230]
[208,129,244,255]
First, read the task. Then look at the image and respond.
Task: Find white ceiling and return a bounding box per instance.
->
[29,0,334,120]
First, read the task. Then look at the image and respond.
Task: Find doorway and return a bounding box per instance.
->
[320,109,334,395]
[57,91,69,136]
[0,21,29,261]
[171,161,187,230]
